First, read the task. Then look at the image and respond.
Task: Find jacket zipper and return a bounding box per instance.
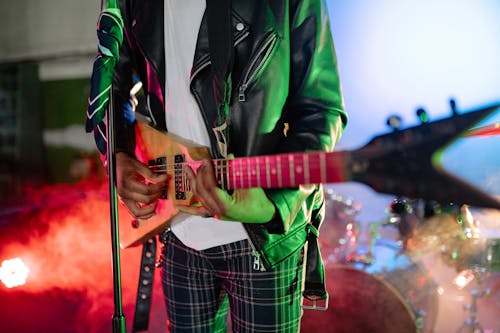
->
[246,235,266,271]
[191,56,211,83]
[190,31,250,85]
[238,32,279,102]
[145,95,158,126]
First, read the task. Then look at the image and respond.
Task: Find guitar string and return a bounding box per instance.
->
[146,161,228,172]
[143,152,328,190]
[145,157,331,180]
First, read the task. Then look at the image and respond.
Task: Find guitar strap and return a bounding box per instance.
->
[132,237,156,332]
[302,204,329,310]
[206,0,233,159]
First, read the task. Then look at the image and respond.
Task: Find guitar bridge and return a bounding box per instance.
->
[148,157,168,199]
[174,154,186,200]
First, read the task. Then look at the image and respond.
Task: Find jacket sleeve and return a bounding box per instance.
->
[265,0,347,233]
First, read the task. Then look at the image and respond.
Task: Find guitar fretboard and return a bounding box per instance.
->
[148,151,345,191]
[212,151,343,190]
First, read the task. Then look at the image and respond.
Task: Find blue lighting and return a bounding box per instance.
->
[327,1,500,197]
[328,0,500,149]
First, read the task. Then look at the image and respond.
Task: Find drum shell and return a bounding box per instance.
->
[301,239,439,333]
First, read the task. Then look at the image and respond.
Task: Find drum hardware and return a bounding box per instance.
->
[325,189,362,217]
[383,198,456,251]
[486,239,500,273]
[457,205,482,240]
[456,270,492,333]
[342,220,381,266]
[344,243,375,266]
[321,189,362,266]
[436,205,500,333]
[442,237,489,273]
[317,189,499,333]
[382,197,422,250]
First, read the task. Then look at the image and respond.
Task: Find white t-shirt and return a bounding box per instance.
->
[164,0,248,250]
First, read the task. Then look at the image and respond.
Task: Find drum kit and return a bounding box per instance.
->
[299,118,500,333]
[300,189,500,333]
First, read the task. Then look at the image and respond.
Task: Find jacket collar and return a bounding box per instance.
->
[191,8,250,82]
[129,0,250,85]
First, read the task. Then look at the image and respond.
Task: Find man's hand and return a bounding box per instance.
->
[116,152,168,219]
[176,159,276,223]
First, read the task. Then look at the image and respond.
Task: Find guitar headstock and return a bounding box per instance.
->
[348,102,500,209]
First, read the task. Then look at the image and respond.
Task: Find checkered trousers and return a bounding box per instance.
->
[159,231,304,333]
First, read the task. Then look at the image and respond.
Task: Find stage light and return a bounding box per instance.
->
[453,269,475,290]
[0,258,30,288]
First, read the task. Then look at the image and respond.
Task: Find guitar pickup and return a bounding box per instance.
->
[174,154,186,200]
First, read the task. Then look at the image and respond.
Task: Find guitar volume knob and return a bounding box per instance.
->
[131,219,140,229]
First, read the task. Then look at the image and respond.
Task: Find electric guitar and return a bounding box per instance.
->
[119,104,500,248]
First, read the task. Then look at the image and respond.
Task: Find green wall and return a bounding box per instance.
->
[41,78,100,183]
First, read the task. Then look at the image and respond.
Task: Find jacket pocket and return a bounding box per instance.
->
[238,31,280,102]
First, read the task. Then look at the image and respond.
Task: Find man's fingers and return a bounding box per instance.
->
[122,198,158,219]
[115,152,169,220]
[187,160,227,216]
[136,161,168,183]
[117,152,168,185]
[120,180,166,203]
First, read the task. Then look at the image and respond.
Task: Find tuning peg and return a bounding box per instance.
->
[449,98,459,115]
[386,114,403,131]
[389,197,411,215]
[416,107,429,124]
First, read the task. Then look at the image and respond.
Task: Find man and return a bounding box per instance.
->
[100,0,347,331]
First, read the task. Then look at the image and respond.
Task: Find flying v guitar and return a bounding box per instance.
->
[118,103,500,248]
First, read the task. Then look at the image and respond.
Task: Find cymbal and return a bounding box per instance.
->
[465,123,500,137]
[407,205,500,272]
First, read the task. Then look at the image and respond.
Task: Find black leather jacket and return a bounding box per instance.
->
[113,0,347,281]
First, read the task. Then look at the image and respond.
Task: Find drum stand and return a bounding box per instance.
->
[456,270,491,333]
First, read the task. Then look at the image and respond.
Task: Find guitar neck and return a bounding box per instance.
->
[209,151,346,190]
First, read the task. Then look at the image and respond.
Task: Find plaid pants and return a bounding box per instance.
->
[159,231,304,333]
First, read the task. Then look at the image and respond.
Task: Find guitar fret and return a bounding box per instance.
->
[182,163,187,191]
[147,152,337,193]
[218,160,222,189]
[256,157,261,187]
[304,154,310,184]
[277,155,282,188]
[239,158,243,188]
[219,160,227,190]
[225,160,230,190]
[320,152,326,183]
[216,160,222,189]
[223,160,227,189]
[265,156,271,187]
[247,157,252,188]
[232,159,237,190]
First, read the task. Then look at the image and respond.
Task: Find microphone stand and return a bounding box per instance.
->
[106,88,127,333]
[96,0,126,330]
